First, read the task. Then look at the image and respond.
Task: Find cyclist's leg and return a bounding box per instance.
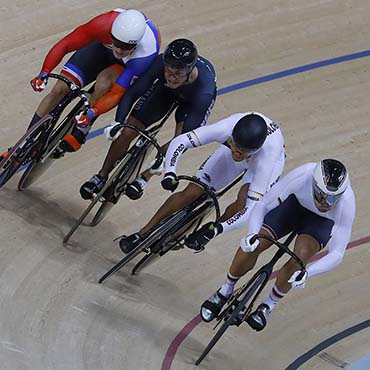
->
[98,116,146,178]
[61,42,124,151]
[29,41,108,128]
[79,117,144,200]
[141,183,204,234]
[184,146,247,250]
[200,228,274,322]
[89,64,124,105]
[201,194,300,322]
[119,183,205,253]
[274,213,334,294]
[123,84,175,199]
[30,80,71,127]
[249,200,333,330]
[247,234,321,331]
[144,146,244,236]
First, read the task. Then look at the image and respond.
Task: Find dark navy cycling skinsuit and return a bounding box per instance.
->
[115,53,217,133]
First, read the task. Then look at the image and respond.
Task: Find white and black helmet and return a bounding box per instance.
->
[312,159,349,207]
[111,9,146,46]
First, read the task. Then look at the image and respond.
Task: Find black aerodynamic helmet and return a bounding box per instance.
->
[163,38,198,72]
[232,114,268,153]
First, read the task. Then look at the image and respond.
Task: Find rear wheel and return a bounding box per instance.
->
[18,156,55,190]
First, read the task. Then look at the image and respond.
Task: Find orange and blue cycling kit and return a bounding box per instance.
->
[39,8,161,116]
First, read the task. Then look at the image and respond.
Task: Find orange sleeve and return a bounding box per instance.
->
[93,83,127,116]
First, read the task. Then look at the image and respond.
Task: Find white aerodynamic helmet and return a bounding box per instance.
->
[111,9,146,45]
[312,159,349,208]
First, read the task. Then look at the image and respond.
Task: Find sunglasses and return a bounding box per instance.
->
[111,34,137,50]
[313,182,342,207]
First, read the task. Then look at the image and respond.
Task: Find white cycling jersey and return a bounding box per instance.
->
[165,112,286,232]
[248,162,356,277]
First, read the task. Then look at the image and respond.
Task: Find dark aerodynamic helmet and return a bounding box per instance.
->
[232,114,268,153]
[163,38,198,72]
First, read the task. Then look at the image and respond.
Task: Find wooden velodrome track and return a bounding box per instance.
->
[1,1,370,369]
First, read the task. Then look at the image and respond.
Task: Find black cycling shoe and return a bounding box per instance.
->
[119,233,141,254]
[200,289,229,322]
[80,174,107,200]
[246,303,271,331]
[125,175,148,200]
[185,222,222,251]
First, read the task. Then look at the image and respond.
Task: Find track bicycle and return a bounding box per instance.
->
[63,104,177,243]
[195,231,306,365]
[0,73,92,190]
[98,173,243,283]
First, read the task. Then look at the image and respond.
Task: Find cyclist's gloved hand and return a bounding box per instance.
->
[74,108,96,128]
[161,172,178,192]
[288,270,308,289]
[104,121,123,141]
[240,234,260,253]
[185,222,223,251]
[30,72,48,92]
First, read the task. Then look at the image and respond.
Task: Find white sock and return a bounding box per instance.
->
[219,272,241,297]
[262,284,286,310]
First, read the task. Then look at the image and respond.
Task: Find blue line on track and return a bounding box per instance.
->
[285,319,370,369]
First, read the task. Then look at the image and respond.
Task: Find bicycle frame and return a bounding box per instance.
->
[195,231,306,365]
[98,173,243,283]
[0,73,90,189]
[63,106,176,243]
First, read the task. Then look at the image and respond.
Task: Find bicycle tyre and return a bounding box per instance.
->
[0,160,22,188]
[0,121,49,189]
[131,251,160,275]
[130,198,214,275]
[196,273,266,366]
[18,156,55,190]
[90,200,115,226]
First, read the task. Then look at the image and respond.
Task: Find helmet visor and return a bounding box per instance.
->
[313,181,342,207]
[111,34,137,50]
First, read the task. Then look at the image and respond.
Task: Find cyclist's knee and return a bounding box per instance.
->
[94,77,113,96]
[179,184,204,203]
[119,127,138,142]
[48,81,69,101]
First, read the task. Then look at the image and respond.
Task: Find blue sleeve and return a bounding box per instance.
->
[116,53,158,88]
[114,55,163,122]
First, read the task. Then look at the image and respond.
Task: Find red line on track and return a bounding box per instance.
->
[161,235,370,370]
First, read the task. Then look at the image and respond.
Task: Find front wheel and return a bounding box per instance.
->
[131,252,160,275]
[195,273,266,366]
[90,200,116,226]
[0,158,22,188]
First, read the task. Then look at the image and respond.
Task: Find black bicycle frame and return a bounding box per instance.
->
[98,173,243,283]
[195,231,306,365]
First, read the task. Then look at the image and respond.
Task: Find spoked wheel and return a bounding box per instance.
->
[90,200,116,226]
[195,274,265,366]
